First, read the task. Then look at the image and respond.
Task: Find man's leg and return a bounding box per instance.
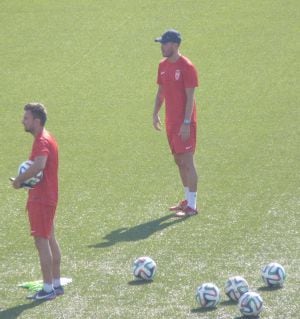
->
[49,226,64,295]
[174,152,188,186]
[173,152,198,214]
[168,154,189,211]
[168,124,197,212]
[26,236,56,300]
[34,236,53,285]
[27,203,56,300]
[174,152,198,192]
[49,227,61,280]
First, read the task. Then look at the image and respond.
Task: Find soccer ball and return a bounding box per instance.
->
[224,276,249,302]
[132,256,156,281]
[18,160,43,188]
[195,283,221,308]
[261,262,286,287]
[238,291,263,317]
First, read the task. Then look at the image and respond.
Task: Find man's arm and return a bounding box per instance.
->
[12,156,47,189]
[153,85,164,131]
[178,87,196,141]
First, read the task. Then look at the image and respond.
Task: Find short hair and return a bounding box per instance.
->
[24,102,47,126]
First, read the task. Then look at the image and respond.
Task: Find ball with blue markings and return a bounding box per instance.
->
[261,262,286,287]
[18,160,43,188]
[224,276,249,301]
[238,291,263,317]
[132,256,156,281]
[195,283,221,308]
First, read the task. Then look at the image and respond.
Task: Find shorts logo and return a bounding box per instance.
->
[175,69,181,80]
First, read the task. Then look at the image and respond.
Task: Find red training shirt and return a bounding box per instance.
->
[157,55,199,127]
[28,129,58,206]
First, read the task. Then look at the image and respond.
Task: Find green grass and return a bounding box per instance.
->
[0,0,299,318]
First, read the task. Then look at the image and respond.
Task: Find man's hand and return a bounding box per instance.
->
[11,177,22,189]
[178,123,190,141]
[153,114,162,131]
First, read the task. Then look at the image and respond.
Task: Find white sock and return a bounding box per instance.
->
[184,187,189,201]
[188,192,197,209]
[53,278,61,288]
[43,282,53,293]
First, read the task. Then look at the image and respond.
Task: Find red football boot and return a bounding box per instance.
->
[169,200,188,211]
[174,206,198,217]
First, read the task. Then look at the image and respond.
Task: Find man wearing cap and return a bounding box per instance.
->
[153,29,199,217]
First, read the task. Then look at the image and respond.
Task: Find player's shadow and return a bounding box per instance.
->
[88,213,186,248]
[0,301,43,319]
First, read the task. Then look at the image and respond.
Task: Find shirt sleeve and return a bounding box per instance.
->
[32,138,50,158]
[183,63,199,88]
[156,64,162,85]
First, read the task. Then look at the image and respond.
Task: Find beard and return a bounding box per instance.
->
[162,51,172,57]
[24,126,33,133]
[162,48,176,58]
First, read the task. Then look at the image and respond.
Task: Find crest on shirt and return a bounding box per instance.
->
[175,69,181,80]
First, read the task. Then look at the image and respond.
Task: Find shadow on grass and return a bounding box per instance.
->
[257,285,283,291]
[220,299,237,306]
[88,213,187,248]
[128,279,153,286]
[0,301,44,319]
[190,300,236,314]
[190,307,217,313]
[190,300,238,316]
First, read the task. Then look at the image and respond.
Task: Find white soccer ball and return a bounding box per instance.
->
[18,160,43,188]
[195,283,221,308]
[238,291,263,317]
[132,256,156,281]
[261,262,286,287]
[224,276,249,302]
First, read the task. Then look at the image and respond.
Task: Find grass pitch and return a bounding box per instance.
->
[0,1,299,318]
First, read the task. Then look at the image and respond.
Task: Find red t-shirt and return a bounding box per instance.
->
[28,129,58,206]
[157,55,199,127]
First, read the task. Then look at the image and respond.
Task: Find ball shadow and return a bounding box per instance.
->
[233,316,260,319]
[257,285,283,291]
[191,298,237,314]
[220,299,237,306]
[190,307,217,313]
[128,279,153,286]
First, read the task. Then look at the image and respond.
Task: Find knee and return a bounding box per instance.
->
[175,158,191,171]
[34,236,47,251]
[174,156,184,167]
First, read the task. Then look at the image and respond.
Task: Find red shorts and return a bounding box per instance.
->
[166,123,197,154]
[27,202,56,239]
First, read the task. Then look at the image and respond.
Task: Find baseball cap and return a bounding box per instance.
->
[155,29,181,44]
